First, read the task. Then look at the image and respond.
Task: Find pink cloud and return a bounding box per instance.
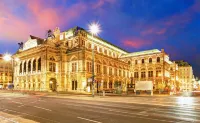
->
[0,1,87,42]
[140,27,167,36]
[122,37,151,48]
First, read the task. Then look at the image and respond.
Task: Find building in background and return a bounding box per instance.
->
[13,26,180,93]
[0,54,12,88]
[121,49,176,92]
[175,60,194,91]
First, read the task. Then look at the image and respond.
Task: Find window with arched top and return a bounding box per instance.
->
[149,58,152,63]
[142,59,145,64]
[157,57,160,62]
[20,63,22,73]
[38,58,41,71]
[49,57,56,72]
[28,60,31,72]
[33,59,36,71]
[24,62,26,72]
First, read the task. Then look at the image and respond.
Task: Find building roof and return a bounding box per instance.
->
[175,60,191,67]
[63,26,128,54]
[121,49,161,58]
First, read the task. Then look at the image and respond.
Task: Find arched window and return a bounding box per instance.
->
[149,58,152,63]
[24,62,26,72]
[142,59,145,64]
[157,57,160,62]
[20,63,22,73]
[49,57,56,72]
[28,60,31,72]
[38,58,41,71]
[33,59,36,71]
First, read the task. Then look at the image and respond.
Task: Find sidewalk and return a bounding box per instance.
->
[0,90,173,97]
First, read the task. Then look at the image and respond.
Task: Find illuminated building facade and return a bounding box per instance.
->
[0,54,12,88]
[13,27,179,92]
[175,60,194,91]
[121,49,176,91]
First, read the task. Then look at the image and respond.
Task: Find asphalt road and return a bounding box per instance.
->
[0,93,199,123]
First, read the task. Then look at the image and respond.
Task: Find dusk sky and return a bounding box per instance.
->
[0,0,200,77]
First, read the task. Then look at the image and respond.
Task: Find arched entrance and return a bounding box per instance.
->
[49,78,57,91]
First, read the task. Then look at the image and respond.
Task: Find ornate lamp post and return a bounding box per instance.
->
[88,22,101,97]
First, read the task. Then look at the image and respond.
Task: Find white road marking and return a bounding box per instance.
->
[77,117,102,123]
[109,109,149,116]
[33,106,52,111]
[12,101,23,105]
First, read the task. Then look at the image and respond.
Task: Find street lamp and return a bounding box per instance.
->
[3,53,20,88]
[88,22,101,97]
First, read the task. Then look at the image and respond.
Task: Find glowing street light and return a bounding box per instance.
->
[88,22,101,36]
[3,53,20,85]
[88,22,101,97]
[3,53,12,61]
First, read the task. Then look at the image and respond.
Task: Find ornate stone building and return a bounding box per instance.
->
[0,54,12,88]
[13,26,179,92]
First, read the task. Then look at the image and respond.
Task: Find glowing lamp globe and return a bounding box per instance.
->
[88,22,101,36]
[3,54,12,61]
